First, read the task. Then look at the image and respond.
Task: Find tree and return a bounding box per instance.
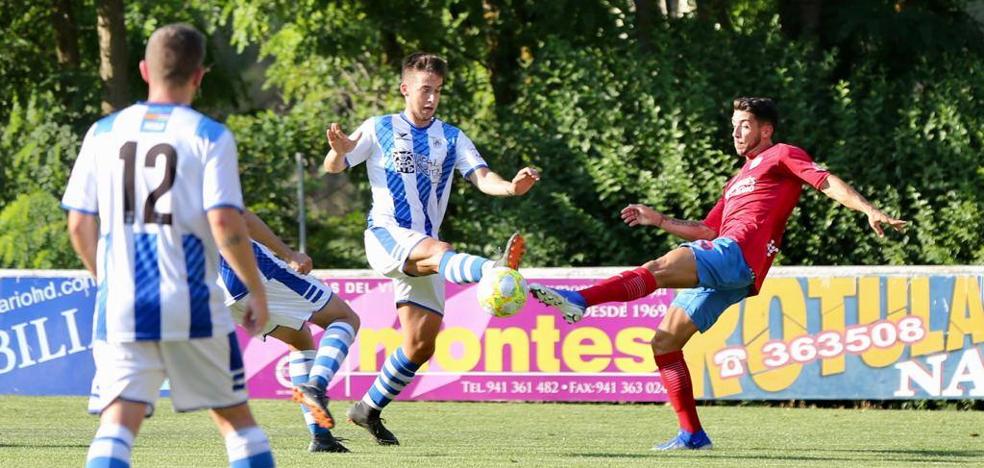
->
[97,0,129,113]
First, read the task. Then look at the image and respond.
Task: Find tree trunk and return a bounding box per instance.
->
[634,0,654,53]
[97,0,129,113]
[665,0,679,18]
[779,0,823,39]
[482,0,526,108]
[697,0,732,29]
[51,0,80,69]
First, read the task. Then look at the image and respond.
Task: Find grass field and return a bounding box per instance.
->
[1,396,981,467]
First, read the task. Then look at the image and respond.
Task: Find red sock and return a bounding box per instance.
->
[654,350,702,433]
[578,267,658,306]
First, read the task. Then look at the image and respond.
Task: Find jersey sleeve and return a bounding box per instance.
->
[202,129,245,212]
[343,118,376,168]
[780,145,829,189]
[61,125,99,214]
[453,131,489,179]
[702,196,725,233]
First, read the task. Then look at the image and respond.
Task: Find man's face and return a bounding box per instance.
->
[401,70,443,124]
[731,110,771,157]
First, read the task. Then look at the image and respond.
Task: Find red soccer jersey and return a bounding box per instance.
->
[702,143,829,295]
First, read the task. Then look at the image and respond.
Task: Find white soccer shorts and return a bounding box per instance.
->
[228,273,333,339]
[364,225,446,314]
[88,332,247,416]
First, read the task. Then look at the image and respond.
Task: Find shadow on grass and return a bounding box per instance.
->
[823,448,984,458]
[0,442,89,449]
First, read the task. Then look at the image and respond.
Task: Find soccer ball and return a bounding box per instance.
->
[476,267,528,318]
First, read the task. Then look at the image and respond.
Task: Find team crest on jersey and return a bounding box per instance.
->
[393,150,416,173]
[766,239,780,257]
[749,156,764,169]
[726,176,756,199]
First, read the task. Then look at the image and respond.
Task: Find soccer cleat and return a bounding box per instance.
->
[347,401,399,446]
[493,232,526,270]
[529,284,587,324]
[651,429,713,451]
[308,431,350,453]
[292,383,335,429]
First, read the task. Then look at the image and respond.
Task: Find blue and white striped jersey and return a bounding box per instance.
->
[345,113,488,237]
[216,240,329,305]
[61,102,243,342]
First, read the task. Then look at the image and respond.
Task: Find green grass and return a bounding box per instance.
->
[0,396,981,467]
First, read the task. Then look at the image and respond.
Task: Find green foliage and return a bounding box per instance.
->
[0,190,80,269]
[0,93,80,204]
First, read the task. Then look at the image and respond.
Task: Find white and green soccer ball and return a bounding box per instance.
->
[476,267,529,318]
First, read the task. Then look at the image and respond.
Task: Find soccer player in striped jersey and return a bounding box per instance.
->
[530,97,906,451]
[63,24,275,468]
[217,211,360,453]
[323,52,539,446]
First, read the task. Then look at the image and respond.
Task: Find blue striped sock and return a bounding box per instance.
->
[288,350,328,437]
[362,347,421,410]
[86,423,134,468]
[439,251,492,284]
[308,322,355,390]
[225,426,274,468]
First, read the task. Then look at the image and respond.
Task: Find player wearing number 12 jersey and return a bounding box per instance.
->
[530,97,907,451]
[62,24,274,467]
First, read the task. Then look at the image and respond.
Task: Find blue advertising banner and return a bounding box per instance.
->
[0,273,96,395]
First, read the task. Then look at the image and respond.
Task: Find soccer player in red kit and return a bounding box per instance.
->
[530,97,906,450]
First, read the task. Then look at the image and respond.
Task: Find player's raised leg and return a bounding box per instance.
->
[348,302,439,445]
[531,247,698,323]
[397,230,525,282]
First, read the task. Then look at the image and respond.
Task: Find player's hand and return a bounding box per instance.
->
[621,204,665,228]
[867,209,907,237]
[326,122,362,157]
[509,167,540,196]
[287,251,313,275]
[242,291,269,337]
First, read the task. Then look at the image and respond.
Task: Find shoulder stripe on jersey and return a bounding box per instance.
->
[183,234,213,338]
[377,116,413,229]
[196,115,227,142]
[133,233,162,340]
[410,125,434,236]
[435,123,458,205]
[93,112,120,136]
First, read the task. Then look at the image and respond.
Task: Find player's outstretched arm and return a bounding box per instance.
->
[469,166,540,197]
[243,210,312,274]
[323,122,362,174]
[208,208,269,334]
[67,211,99,277]
[819,174,907,237]
[621,204,716,241]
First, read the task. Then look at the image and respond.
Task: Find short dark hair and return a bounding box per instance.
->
[145,23,206,87]
[733,97,779,129]
[401,52,447,80]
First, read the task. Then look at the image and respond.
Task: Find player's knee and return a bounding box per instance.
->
[431,241,454,258]
[650,330,681,356]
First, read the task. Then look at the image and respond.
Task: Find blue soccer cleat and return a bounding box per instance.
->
[529,284,587,324]
[651,429,713,451]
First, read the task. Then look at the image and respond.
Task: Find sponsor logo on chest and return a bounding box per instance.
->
[726,176,757,200]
